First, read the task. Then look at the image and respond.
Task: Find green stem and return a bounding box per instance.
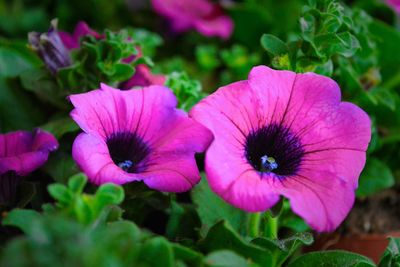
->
[264,212,278,239]
[248,212,261,237]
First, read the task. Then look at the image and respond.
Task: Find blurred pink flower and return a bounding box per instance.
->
[190,66,371,232]
[0,129,58,205]
[386,0,400,13]
[59,21,102,50]
[151,0,234,39]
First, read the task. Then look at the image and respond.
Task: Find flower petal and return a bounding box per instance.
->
[72,133,141,185]
[69,84,177,140]
[205,141,280,211]
[120,64,166,89]
[248,66,297,126]
[194,15,234,39]
[0,129,58,175]
[273,170,355,232]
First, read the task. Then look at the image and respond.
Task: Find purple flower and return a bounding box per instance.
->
[151,0,234,39]
[0,129,58,205]
[69,84,213,192]
[190,66,371,232]
[28,20,72,74]
[386,0,400,13]
[120,64,166,89]
[59,21,102,50]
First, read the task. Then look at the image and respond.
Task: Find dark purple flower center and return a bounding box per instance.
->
[106,132,149,173]
[244,124,304,176]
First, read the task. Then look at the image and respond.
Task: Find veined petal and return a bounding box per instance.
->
[72,133,141,185]
[274,170,355,232]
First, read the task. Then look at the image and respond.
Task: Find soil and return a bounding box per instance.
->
[340,187,400,234]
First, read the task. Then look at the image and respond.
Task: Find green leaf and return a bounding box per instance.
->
[0,78,46,132]
[48,184,72,204]
[199,221,273,266]
[288,250,375,267]
[0,39,41,78]
[68,173,87,194]
[191,176,247,236]
[139,237,175,267]
[356,158,395,198]
[173,244,204,266]
[378,237,400,267]
[261,34,288,56]
[2,209,42,235]
[196,45,220,70]
[42,152,79,184]
[40,117,79,139]
[205,250,253,267]
[95,183,125,205]
[251,233,313,266]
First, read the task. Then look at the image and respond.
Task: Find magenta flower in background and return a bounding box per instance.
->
[120,63,166,89]
[59,21,102,50]
[190,66,371,232]
[70,84,213,192]
[151,0,234,39]
[0,129,58,205]
[386,0,400,13]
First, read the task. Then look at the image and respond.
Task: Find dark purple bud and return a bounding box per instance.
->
[28,19,72,74]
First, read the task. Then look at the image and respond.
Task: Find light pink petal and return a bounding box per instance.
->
[72,133,141,185]
[273,170,355,232]
[137,109,212,192]
[190,80,260,145]
[248,66,297,126]
[69,84,177,140]
[141,152,200,192]
[205,141,280,211]
[299,102,371,188]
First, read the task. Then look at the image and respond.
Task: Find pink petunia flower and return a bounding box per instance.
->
[120,64,166,89]
[59,21,103,50]
[0,129,58,205]
[190,66,371,232]
[386,0,400,13]
[151,0,234,39]
[69,84,213,192]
